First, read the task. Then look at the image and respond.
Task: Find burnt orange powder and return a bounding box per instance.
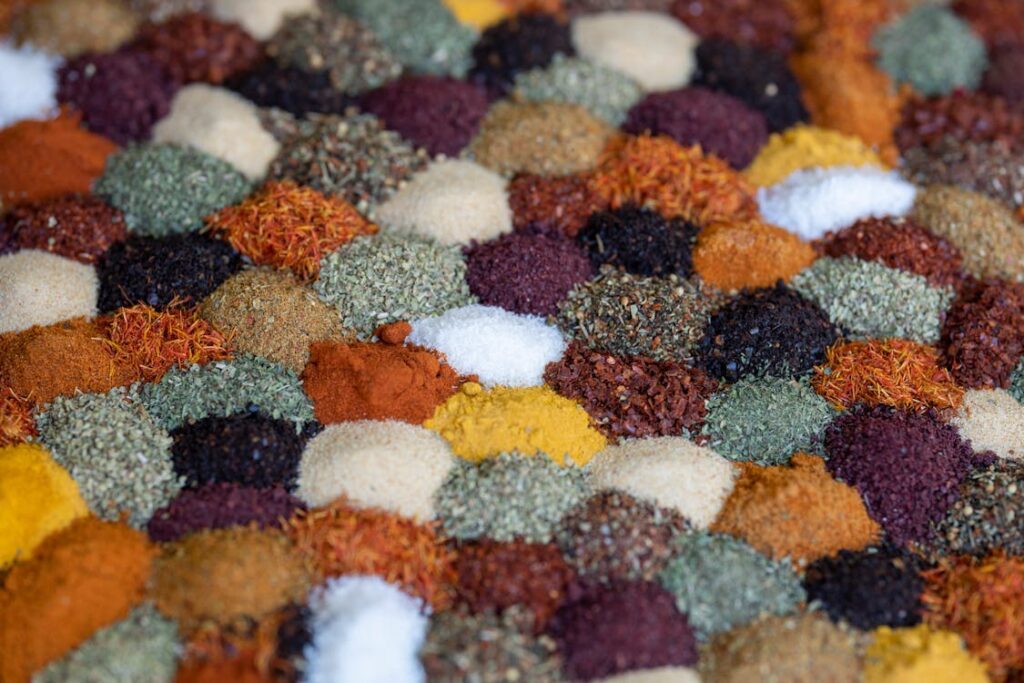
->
[0,516,155,683]
[301,339,465,425]
[692,219,817,291]
[711,453,880,568]
[0,111,117,207]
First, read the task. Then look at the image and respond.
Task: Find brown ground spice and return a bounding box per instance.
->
[0,194,127,264]
[788,0,892,53]
[508,173,607,238]
[902,138,1024,212]
[9,0,138,57]
[693,219,817,291]
[149,527,309,633]
[302,340,465,425]
[200,268,354,373]
[0,517,155,683]
[953,0,1024,51]
[941,279,1024,390]
[894,91,1024,154]
[711,453,880,568]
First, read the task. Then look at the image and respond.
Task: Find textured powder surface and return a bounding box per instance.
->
[586,437,736,529]
[577,205,699,278]
[0,250,97,334]
[408,304,566,387]
[951,389,1024,461]
[863,625,988,683]
[296,421,454,520]
[745,124,885,187]
[0,41,58,129]
[208,0,317,40]
[147,482,305,542]
[513,54,643,126]
[691,219,817,292]
[596,668,701,683]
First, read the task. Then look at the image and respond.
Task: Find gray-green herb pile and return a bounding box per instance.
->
[513,55,643,126]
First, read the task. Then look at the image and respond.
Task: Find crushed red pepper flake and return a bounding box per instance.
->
[941,279,1024,390]
[508,172,607,238]
[894,90,1024,154]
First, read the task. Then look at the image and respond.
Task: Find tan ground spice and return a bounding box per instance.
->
[693,219,817,291]
[711,453,880,567]
[10,0,138,58]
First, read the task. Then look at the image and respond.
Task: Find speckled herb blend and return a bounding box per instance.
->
[469,13,574,95]
[513,54,642,126]
[929,462,1024,558]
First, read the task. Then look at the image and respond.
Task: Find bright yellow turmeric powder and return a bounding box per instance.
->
[864,625,990,683]
[744,124,886,187]
[443,0,509,29]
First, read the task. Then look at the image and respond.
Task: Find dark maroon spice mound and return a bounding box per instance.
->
[128,12,264,85]
[170,413,309,490]
[894,91,1024,154]
[802,545,925,631]
[508,173,607,239]
[359,76,490,157]
[817,216,966,290]
[696,283,841,383]
[1,194,127,264]
[454,539,575,631]
[469,13,574,95]
[576,205,699,277]
[57,50,178,145]
[96,233,243,312]
[227,61,354,117]
[984,48,1024,106]
[465,231,593,316]
[941,279,1024,389]
[824,408,980,547]
[671,0,795,54]
[692,38,808,133]
[545,342,717,441]
[548,579,698,681]
[953,0,1024,52]
[147,482,306,542]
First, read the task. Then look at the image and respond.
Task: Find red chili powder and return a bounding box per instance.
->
[0,388,35,447]
[0,194,127,264]
[693,219,817,291]
[301,340,465,425]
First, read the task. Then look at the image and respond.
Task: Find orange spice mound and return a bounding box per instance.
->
[787,0,892,53]
[101,303,233,383]
[205,181,378,281]
[174,648,267,683]
[589,135,760,228]
[922,553,1024,682]
[0,517,155,683]
[711,453,879,568]
[0,388,36,447]
[288,498,456,610]
[692,219,817,291]
[812,339,964,413]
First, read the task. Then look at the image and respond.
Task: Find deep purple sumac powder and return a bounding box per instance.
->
[469,13,574,95]
[576,205,699,278]
[941,278,1024,389]
[465,232,594,316]
[623,86,768,168]
[548,579,698,681]
[359,76,491,157]
[146,482,306,542]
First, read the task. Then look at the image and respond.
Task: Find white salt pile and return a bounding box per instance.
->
[376,160,512,246]
[586,436,737,529]
[408,304,566,387]
[0,250,97,334]
[952,389,1024,462]
[152,84,280,180]
[0,42,59,128]
[208,0,318,40]
[305,575,428,683]
[295,421,455,520]
[570,11,698,92]
[756,166,917,240]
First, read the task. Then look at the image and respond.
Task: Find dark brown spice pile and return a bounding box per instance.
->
[545,342,717,441]
[894,91,1024,154]
[147,482,306,542]
[953,0,1024,52]
[901,137,1024,211]
[508,173,606,238]
[576,205,700,277]
[941,279,1024,389]
[0,194,127,264]
[227,61,353,117]
[983,47,1024,106]
[929,462,1024,558]
[469,13,574,95]
[671,0,795,53]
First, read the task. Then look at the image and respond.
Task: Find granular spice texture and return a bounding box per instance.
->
[469,13,574,94]
[902,138,1024,212]
[930,463,1024,558]
[0,389,35,446]
[895,91,1024,153]
[8,0,138,58]
[508,172,607,238]
[576,205,699,278]
[548,580,698,681]
[672,0,795,53]
[746,124,885,187]
[0,194,127,264]
[940,279,1024,390]
[691,219,817,292]
[148,483,304,542]
[513,54,642,127]
[226,62,352,118]
[983,48,1024,106]
[864,624,989,683]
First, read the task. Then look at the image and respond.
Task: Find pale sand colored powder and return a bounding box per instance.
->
[598,667,702,683]
[952,389,1024,461]
[208,0,318,40]
[0,250,97,334]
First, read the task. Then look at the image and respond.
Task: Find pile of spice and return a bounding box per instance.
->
[745,124,885,187]
[902,138,1024,214]
[940,279,1024,389]
[0,389,36,447]
[672,0,794,52]
[147,482,304,541]
[507,172,606,238]
[469,13,573,94]
[513,54,642,126]
[691,219,817,291]
[0,250,98,334]
[983,47,1024,105]
[929,462,1024,557]
[576,205,699,278]
[950,389,1024,462]
[894,91,1024,153]
[0,42,59,130]
[226,62,352,118]
[0,194,127,264]
[863,625,989,683]
[8,0,138,58]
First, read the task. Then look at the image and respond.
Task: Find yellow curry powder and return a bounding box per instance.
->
[864,625,989,683]
[744,124,886,187]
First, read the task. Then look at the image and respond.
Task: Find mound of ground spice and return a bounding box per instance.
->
[576,205,699,278]
[97,234,243,312]
[302,341,464,425]
[940,279,1024,389]
[0,112,116,207]
[672,0,794,53]
[9,0,138,58]
[745,124,886,187]
[150,527,309,632]
[454,539,575,630]
[895,91,1024,154]
[469,13,573,94]
[929,462,1024,559]
[692,219,817,291]
[147,483,305,542]
[824,408,980,546]
[0,517,154,683]
[227,62,353,118]
[549,580,698,681]
[865,624,989,683]
[170,413,308,490]
[0,389,35,446]
[589,135,759,227]
[903,138,1024,212]
[513,54,642,127]
[287,497,456,610]
[508,172,606,237]
[712,453,879,566]
[0,194,126,264]
[128,12,263,85]
[983,47,1024,106]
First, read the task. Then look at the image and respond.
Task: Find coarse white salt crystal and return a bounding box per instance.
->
[571,12,698,92]
[296,421,455,521]
[587,436,737,529]
[595,667,702,683]
[376,159,512,246]
[952,389,1024,462]
[408,304,566,387]
[0,42,59,129]
[208,0,318,40]
[304,575,427,683]
[756,165,917,240]
[152,84,280,180]
[0,250,97,334]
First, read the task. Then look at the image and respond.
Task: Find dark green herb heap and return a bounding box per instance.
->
[929,462,1024,557]
[469,13,574,95]
[576,205,700,278]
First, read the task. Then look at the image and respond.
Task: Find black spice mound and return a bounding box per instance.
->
[547,579,698,681]
[576,205,700,278]
[696,283,841,383]
[469,13,574,95]
[623,86,768,169]
[465,231,594,316]
[359,75,491,157]
[692,38,808,133]
[928,462,1024,558]
[169,413,308,490]
[96,233,243,312]
[226,60,354,117]
[146,482,306,542]
[803,545,925,631]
